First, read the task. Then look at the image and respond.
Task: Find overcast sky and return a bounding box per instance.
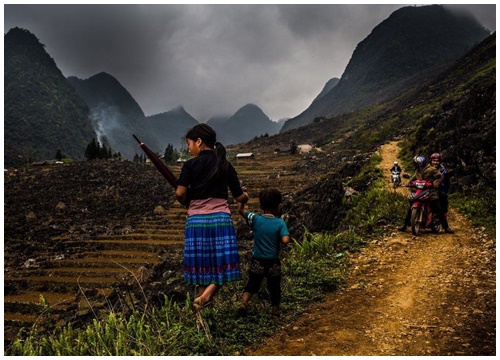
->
[3,3,496,122]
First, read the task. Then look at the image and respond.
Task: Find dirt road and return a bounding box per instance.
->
[246,141,496,356]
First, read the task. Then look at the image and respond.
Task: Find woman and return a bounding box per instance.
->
[175,124,249,309]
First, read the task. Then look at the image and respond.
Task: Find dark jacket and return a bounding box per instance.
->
[177,150,243,200]
[390,165,402,173]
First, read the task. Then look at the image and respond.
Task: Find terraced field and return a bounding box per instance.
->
[4,151,306,344]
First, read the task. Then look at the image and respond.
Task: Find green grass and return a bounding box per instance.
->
[450,189,496,237]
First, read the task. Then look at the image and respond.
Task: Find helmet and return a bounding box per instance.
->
[413,156,426,168]
[394,161,398,165]
[430,153,442,161]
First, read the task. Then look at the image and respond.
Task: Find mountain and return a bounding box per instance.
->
[68,72,162,158]
[206,114,231,136]
[211,104,281,145]
[145,106,199,150]
[276,118,288,130]
[281,5,490,133]
[311,77,340,104]
[4,27,95,167]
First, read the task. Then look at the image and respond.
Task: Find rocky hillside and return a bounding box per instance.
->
[281,5,490,132]
[400,33,496,194]
[311,77,339,103]
[4,161,174,264]
[4,27,95,168]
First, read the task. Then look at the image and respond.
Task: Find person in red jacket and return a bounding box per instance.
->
[399,156,454,234]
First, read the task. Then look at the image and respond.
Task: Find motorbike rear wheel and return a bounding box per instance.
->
[411,207,422,236]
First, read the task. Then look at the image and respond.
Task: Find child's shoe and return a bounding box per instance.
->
[237,303,248,317]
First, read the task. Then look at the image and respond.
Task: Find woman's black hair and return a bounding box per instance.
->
[185,123,228,186]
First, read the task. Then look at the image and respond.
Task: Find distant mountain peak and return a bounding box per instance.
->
[241,103,260,109]
[6,27,41,45]
[171,105,187,114]
[312,77,340,103]
[212,104,280,145]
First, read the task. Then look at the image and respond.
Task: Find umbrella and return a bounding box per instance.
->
[133,134,178,189]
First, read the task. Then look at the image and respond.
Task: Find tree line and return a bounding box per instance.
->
[84,138,122,160]
[84,139,185,164]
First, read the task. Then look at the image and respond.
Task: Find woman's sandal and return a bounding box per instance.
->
[193,297,212,311]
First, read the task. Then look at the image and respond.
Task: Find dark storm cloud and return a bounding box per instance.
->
[4,4,496,122]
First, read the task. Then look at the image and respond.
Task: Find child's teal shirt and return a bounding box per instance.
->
[244,212,290,259]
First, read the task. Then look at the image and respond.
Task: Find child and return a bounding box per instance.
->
[175,124,249,310]
[237,188,290,317]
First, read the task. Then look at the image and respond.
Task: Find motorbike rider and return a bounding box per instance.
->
[390,161,402,185]
[390,161,402,173]
[398,155,454,234]
[430,153,450,215]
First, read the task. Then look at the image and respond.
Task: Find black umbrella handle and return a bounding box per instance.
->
[132,134,179,190]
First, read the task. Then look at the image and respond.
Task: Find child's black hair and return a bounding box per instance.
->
[185,123,228,187]
[259,188,282,212]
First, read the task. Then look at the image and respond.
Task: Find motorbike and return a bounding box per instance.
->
[407,179,441,235]
[391,170,401,188]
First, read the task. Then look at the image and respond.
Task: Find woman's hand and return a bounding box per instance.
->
[235,191,249,204]
[175,185,188,205]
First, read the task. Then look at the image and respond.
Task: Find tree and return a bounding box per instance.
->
[55,148,63,161]
[84,138,116,160]
[85,138,99,160]
[164,144,179,164]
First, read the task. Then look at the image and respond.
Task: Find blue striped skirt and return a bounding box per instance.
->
[184,212,242,286]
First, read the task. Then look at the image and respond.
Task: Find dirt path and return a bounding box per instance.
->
[246,141,496,356]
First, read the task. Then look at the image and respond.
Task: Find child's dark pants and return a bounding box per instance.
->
[244,257,281,307]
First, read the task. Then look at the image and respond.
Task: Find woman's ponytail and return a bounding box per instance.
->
[214,141,229,175]
[185,124,228,187]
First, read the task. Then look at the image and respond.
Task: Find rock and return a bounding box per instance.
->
[154,205,167,215]
[55,202,66,211]
[23,258,38,268]
[25,211,36,222]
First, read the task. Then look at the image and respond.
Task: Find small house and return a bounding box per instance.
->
[236,153,255,159]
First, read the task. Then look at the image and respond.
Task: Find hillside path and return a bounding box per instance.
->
[246,141,496,356]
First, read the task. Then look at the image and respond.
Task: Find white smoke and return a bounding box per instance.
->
[90,104,122,146]
[90,112,106,144]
